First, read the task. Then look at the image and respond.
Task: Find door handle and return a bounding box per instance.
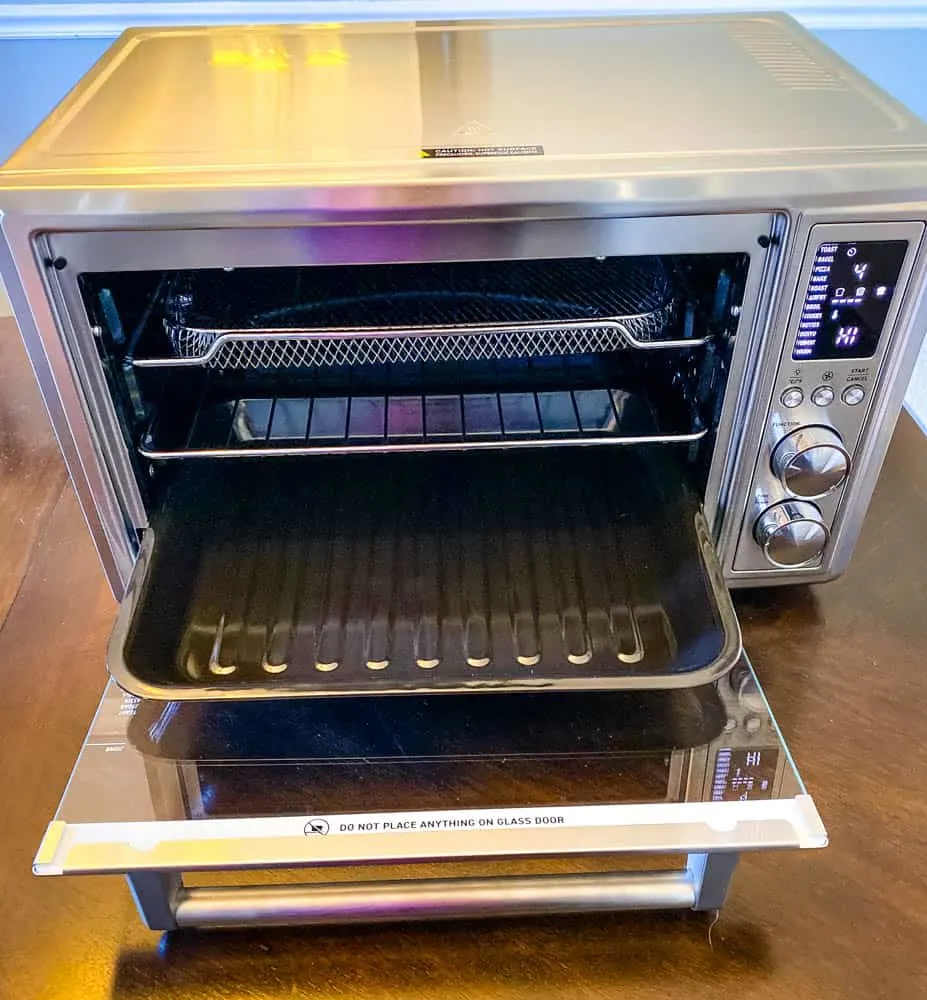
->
[127,853,739,930]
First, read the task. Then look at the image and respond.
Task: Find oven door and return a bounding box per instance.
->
[36,238,827,928]
[33,654,826,930]
[28,216,826,928]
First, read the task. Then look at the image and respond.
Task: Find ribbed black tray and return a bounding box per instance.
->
[110,448,740,699]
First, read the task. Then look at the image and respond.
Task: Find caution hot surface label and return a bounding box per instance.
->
[420,145,544,159]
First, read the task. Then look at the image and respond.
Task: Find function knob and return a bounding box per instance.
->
[754,500,829,568]
[771,426,849,499]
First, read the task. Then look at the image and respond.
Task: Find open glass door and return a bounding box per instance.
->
[35,657,825,930]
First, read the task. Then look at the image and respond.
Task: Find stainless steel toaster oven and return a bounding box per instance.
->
[2,15,926,703]
[14,12,912,930]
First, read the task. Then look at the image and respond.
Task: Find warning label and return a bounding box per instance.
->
[303,808,567,837]
[420,145,544,159]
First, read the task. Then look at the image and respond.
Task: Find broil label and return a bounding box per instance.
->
[420,145,544,159]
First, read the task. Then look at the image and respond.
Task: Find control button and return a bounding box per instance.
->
[723,717,738,733]
[754,500,829,567]
[744,715,763,734]
[842,384,866,406]
[811,385,835,407]
[771,426,850,498]
[780,387,804,408]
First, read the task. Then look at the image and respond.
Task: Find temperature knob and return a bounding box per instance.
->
[754,500,829,568]
[771,426,849,498]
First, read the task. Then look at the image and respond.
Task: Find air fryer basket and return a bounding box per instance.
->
[109,447,741,699]
[150,256,686,371]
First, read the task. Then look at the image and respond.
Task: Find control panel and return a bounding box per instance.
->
[733,221,925,574]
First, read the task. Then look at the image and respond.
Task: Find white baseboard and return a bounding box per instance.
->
[904,338,927,433]
[2,2,927,40]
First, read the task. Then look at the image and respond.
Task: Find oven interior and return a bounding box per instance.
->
[78,251,749,698]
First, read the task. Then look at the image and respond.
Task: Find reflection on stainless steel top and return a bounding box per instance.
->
[3,16,925,188]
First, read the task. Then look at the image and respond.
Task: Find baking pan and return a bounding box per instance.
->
[109,448,741,699]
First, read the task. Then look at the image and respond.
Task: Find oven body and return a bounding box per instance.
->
[1,15,927,699]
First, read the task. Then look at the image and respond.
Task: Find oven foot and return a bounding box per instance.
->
[126,871,181,931]
[687,851,740,911]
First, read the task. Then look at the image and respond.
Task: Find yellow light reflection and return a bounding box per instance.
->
[209,48,290,72]
[305,49,350,67]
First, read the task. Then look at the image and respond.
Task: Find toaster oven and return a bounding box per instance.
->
[3,12,924,927]
[3,15,926,698]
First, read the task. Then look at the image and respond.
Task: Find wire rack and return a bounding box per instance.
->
[139,385,707,460]
[139,257,698,371]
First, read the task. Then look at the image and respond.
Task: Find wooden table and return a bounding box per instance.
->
[0,315,924,999]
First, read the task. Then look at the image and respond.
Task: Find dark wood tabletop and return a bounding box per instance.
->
[0,314,924,1000]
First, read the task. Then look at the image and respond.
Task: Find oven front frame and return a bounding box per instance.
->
[6,211,781,594]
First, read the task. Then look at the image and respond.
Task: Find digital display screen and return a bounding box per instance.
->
[792,240,908,361]
[711,747,779,802]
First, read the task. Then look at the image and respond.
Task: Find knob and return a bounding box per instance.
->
[754,500,829,568]
[771,426,849,498]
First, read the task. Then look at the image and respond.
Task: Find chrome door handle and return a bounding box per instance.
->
[127,853,740,931]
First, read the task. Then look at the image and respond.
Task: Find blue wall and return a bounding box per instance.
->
[818,28,927,119]
[0,37,109,160]
[1,26,926,164]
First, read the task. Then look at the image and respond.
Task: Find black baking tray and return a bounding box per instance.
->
[109,447,741,699]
